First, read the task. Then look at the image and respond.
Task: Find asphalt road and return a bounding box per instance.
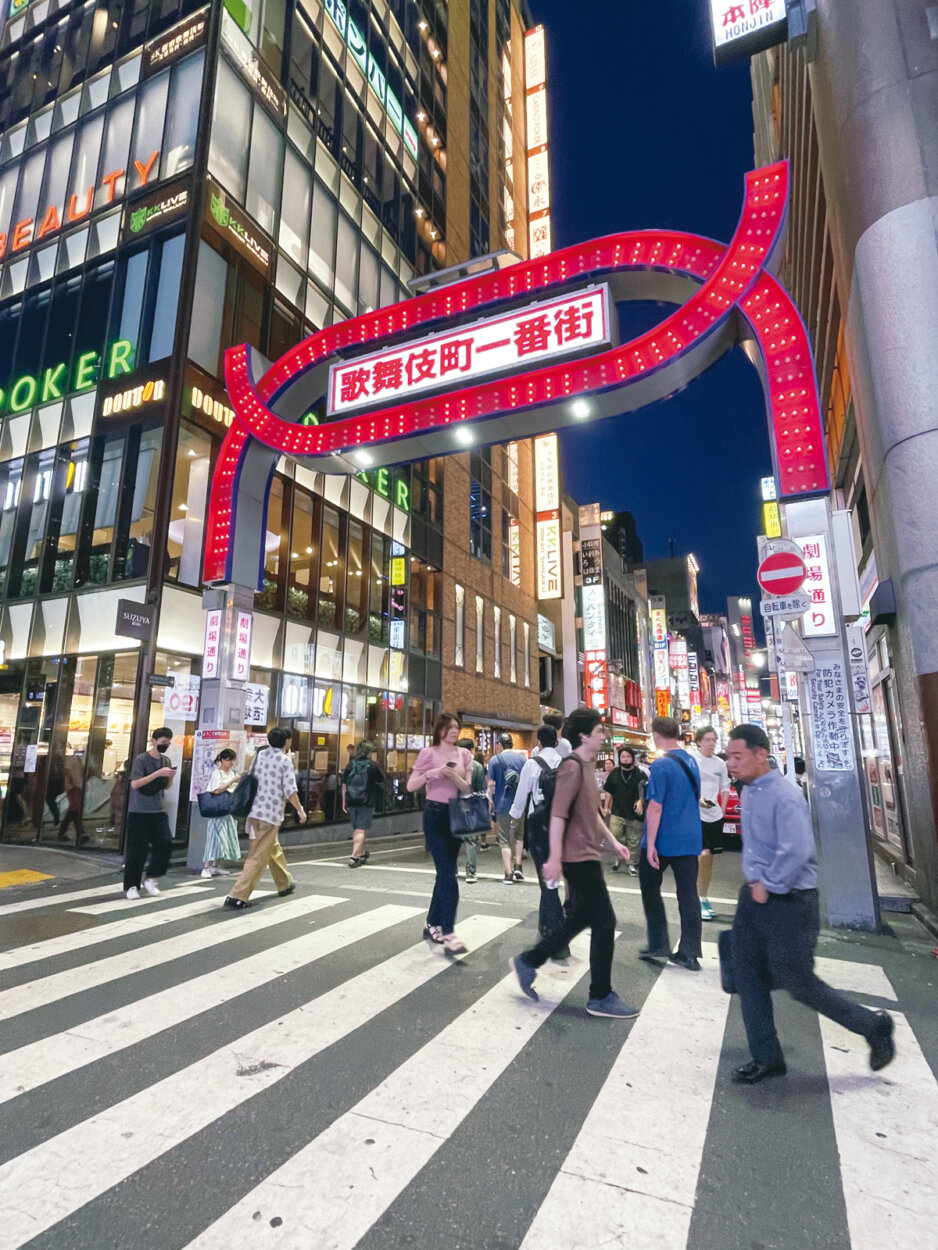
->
[0,835,936,1250]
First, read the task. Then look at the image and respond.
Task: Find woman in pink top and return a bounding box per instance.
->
[407,712,474,955]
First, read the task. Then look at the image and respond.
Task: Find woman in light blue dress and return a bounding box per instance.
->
[201,749,242,877]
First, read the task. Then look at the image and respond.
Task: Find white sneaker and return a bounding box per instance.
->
[142,878,160,896]
[200,868,214,879]
[125,887,140,900]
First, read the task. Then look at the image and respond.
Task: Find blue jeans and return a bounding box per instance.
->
[424,801,460,933]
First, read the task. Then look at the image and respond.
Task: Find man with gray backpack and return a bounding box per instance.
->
[341,741,384,868]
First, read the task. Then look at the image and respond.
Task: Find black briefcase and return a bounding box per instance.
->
[718,928,735,994]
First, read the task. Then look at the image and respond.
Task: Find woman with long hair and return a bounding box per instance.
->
[407,713,474,955]
[201,748,242,878]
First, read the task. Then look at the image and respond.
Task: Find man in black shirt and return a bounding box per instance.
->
[602,747,646,875]
[341,741,384,867]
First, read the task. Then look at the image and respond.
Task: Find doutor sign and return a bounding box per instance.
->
[757,550,807,597]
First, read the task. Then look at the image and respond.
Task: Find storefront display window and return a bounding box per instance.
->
[319,504,342,628]
[257,475,286,611]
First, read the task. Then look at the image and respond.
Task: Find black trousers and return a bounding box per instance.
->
[521,860,616,1001]
[638,847,701,958]
[732,885,877,1064]
[123,812,172,891]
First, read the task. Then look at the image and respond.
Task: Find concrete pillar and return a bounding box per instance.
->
[808,0,938,908]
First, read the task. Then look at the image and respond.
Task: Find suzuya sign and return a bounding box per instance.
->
[205,162,831,590]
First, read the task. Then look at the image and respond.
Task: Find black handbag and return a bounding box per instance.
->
[197,787,234,818]
[447,792,491,839]
[197,754,258,819]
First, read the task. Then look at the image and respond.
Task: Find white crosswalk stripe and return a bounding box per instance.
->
[186,934,593,1250]
[0,882,126,915]
[520,944,730,1249]
[0,902,423,1105]
[68,882,213,913]
[0,892,341,1020]
[820,1011,938,1248]
[0,913,518,1247]
[0,882,934,1250]
[0,889,271,973]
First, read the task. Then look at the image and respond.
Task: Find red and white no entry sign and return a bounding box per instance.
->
[757,550,807,596]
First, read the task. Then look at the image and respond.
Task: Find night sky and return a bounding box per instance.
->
[530,0,772,616]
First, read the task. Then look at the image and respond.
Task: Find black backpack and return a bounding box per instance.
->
[524,756,559,858]
[345,758,371,804]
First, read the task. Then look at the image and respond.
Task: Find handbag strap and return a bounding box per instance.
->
[668,752,701,801]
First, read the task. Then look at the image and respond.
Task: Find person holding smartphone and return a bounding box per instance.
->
[407,714,473,955]
[124,727,177,900]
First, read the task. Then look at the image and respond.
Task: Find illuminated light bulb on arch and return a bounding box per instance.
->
[454,425,474,446]
[571,398,591,419]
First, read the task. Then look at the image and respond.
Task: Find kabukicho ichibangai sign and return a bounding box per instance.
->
[204,162,830,590]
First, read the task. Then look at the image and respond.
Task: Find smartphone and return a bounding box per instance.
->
[446,761,457,767]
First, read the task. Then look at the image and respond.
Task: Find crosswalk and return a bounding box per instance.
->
[0,876,935,1249]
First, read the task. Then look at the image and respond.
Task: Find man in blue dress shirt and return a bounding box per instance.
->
[725,724,895,1084]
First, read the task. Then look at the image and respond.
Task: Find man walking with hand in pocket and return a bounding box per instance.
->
[638,716,703,971]
[224,727,306,911]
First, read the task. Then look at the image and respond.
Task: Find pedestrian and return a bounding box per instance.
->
[693,725,731,921]
[201,748,242,878]
[57,755,85,843]
[457,736,486,882]
[223,728,306,911]
[511,707,638,1019]
[638,716,703,971]
[725,724,895,1083]
[602,746,646,875]
[407,713,474,955]
[533,712,572,758]
[487,732,528,884]
[509,723,568,957]
[124,727,176,900]
[341,740,384,867]
[472,747,492,850]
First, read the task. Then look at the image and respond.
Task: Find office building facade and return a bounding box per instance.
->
[0,0,540,852]
[751,4,938,908]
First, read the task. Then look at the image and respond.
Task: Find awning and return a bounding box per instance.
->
[459,712,541,732]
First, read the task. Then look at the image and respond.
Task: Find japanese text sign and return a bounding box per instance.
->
[806,661,855,771]
[328,287,610,418]
[231,610,253,682]
[202,608,222,679]
[534,433,560,512]
[796,533,837,638]
[585,650,608,711]
[710,0,787,57]
[582,584,607,652]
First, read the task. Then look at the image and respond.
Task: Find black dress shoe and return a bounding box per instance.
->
[278,882,296,897]
[869,1010,896,1071]
[223,897,252,911]
[638,946,670,963]
[731,1058,787,1084]
[668,952,701,971]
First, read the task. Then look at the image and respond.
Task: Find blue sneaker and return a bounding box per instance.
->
[700,899,715,921]
[511,956,539,1001]
[586,992,640,1019]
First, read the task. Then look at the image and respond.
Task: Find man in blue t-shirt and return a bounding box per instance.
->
[487,733,528,884]
[638,716,703,970]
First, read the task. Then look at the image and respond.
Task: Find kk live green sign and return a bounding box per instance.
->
[0,340,136,418]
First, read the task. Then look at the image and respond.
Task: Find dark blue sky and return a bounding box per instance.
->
[530,0,772,616]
